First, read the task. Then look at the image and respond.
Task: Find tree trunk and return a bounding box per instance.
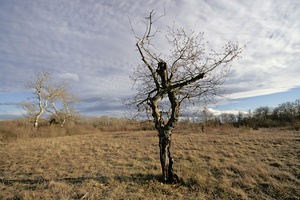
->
[34,88,44,129]
[149,62,180,183]
[33,111,43,129]
[60,118,66,128]
[158,128,178,183]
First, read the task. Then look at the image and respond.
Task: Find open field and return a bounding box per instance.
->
[0,127,299,199]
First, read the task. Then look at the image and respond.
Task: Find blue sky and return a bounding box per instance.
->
[0,0,299,119]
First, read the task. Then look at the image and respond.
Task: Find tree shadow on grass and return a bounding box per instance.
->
[0,173,163,187]
[0,176,110,190]
[114,173,163,183]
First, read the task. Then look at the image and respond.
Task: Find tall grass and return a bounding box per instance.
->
[1,125,299,199]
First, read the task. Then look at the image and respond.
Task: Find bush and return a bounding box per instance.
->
[0,119,33,142]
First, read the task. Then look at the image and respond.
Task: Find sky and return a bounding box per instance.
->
[0,0,299,119]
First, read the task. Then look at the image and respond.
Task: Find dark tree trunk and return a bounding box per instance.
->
[158,128,178,183]
[148,62,180,183]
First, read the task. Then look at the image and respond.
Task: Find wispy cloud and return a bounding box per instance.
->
[0,0,299,118]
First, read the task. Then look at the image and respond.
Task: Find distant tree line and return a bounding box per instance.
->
[183,99,300,130]
[233,99,300,129]
[216,99,300,129]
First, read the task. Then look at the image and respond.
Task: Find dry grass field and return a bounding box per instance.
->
[0,127,299,199]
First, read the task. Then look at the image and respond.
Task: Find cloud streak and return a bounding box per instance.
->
[0,0,299,118]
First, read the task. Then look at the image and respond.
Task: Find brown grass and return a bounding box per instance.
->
[0,127,299,199]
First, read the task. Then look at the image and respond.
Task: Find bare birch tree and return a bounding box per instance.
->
[21,71,77,129]
[130,11,243,183]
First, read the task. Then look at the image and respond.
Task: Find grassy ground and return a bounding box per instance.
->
[0,127,299,199]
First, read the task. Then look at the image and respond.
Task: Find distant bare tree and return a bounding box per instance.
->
[130,11,243,183]
[201,107,214,123]
[237,111,245,123]
[220,113,236,124]
[295,99,300,120]
[254,106,272,120]
[275,102,297,122]
[21,71,77,129]
[46,89,77,127]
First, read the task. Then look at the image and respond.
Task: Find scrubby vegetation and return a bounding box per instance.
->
[199,99,300,131]
[233,99,300,130]
[0,116,154,142]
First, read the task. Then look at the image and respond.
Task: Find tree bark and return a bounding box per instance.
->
[150,97,178,183]
[147,62,180,184]
[33,93,44,129]
[33,113,40,128]
[158,127,178,183]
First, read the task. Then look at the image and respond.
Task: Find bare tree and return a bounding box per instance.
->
[201,107,214,123]
[254,106,272,120]
[220,113,236,124]
[21,71,77,129]
[237,111,245,123]
[46,89,77,127]
[130,11,243,183]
